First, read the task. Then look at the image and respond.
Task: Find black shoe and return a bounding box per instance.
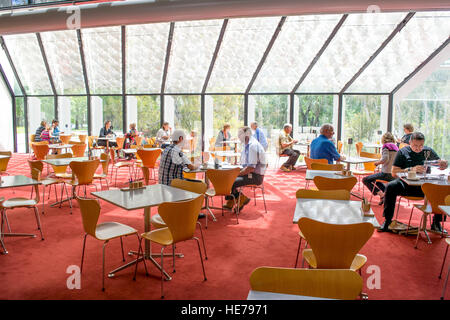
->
[377,221,392,233]
[198,213,206,219]
[431,221,447,234]
[378,198,384,205]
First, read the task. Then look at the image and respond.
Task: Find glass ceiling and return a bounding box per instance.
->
[1,11,449,96]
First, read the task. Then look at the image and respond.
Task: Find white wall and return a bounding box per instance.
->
[91,96,103,136]
[0,76,13,151]
[127,96,138,131]
[58,97,71,134]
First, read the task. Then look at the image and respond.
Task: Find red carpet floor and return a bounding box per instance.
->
[0,153,449,300]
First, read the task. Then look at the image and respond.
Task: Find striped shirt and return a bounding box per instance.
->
[34,126,45,142]
[158,144,192,185]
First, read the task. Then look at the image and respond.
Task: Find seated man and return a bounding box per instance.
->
[223,126,267,211]
[34,120,47,142]
[251,122,268,151]
[158,129,197,186]
[378,132,448,233]
[279,123,300,172]
[310,124,345,164]
[156,122,172,149]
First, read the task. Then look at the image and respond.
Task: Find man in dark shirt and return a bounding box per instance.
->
[378,132,448,233]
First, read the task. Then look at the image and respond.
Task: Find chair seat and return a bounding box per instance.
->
[41,178,60,186]
[2,198,38,208]
[55,173,74,179]
[353,170,374,175]
[302,249,367,271]
[141,227,173,246]
[114,161,134,168]
[404,196,424,201]
[206,188,216,197]
[93,173,107,179]
[414,203,432,213]
[95,222,137,241]
[150,213,167,229]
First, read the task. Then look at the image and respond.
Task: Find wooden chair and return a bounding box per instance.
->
[76,197,142,291]
[313,176,357,192]
[355,142,363,157]
[134,195,206,299]
[136,148,161,185]
[0,168,44,240]
[310,163,344,171]
[134,136,143,146]
[151,179,208,259]
[304,156,328,169]
[46,153,73,179]
[146,137,156,147]
[88,136,105,157]
[337,140,343,154]
[205,167,241,225]
[294,189,351,268]
[78,134,87,144]
[27,160,62,214]
[352,151,380,197]
[249,267,363,300]
[298,217,374,273]
[439,195,450,300]
[109,147,134,187]
[93,153,110,190]
[31,143,49,161]
[410,183,450,248]
[67,159,100,213]
[59,135,71,145]
[0,151,12,176]
[399,143,409,149]
[71,143,87,157]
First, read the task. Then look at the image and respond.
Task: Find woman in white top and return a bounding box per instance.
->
[362,132,399,204]
[156,122,172,148]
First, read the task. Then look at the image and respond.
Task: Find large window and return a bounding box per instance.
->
[57,96,88,135]
[15,97,25,153]
[343,95,384,155]
[27,97,54,141]
[91,96,123,135]
[249,95,288,153]
[128,96,160,138]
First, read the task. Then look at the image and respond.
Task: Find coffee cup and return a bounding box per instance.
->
[361,199,370,213]
[346,170,352,176]
[407,171,416,179]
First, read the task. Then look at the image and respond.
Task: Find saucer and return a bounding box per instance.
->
[406,177,420,181]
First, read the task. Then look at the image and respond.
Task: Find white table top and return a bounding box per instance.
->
[398,172,450,186]
[247,290,334,300]
[0,155,11,159]
[42,157,104,167]
[439,206,450,216]
[340,156,378,164]
[184,164,242,173]
[0,175,40,188]
[305,170,353,180]
[48,144,73,149]
[210,150,241,157]
[293,198,380,227]
[364,143,382,148]
[92,184,201,211]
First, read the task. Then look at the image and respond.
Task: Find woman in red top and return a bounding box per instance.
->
[39,126,51,142]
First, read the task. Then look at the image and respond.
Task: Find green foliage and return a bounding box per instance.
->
[173,95,201,133]
[344,95,381,144]
[254,95,288,130]
[297,95,333,127]
[69,96,88,131]
[212,95,244,137]
[101,96,123,132]
[136,96,160,137]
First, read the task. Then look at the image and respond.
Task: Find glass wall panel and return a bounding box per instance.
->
[82,27,122,94]
[249,95,288,153]
[126,23,170,94]
[393,58,450,160]
[15,97,25,153]
[127,96,160,138]
[251,15,342,93]
[205,95,244,152]
[3,33,52,95]
[57,96,88,135]
[27,96,55,142]
[98,96,123,133]
[206,17,280,93]
[165,20,222,93]
[41,30,86,95]
[294,95,335,141]
[348,11,450,93]
[342,95,382,156]
[0,48,22,95]
[298,12,404,93]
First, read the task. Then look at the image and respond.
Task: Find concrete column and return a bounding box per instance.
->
[127,96,138,130]
[164,95,175,129]
[248,95,255,125]
[0,77,13,151]
[91,96,103,136]
[205,95,214,151]
[28,97,41,136]
[380,95,388,134]
[58,97,71,134]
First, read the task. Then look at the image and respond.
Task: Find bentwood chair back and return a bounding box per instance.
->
[296,189,351,200]
[32,143,49,160]
[136,195,206,298]
[46,153,73,176]
[76,197,140,291]
[399,143,408,149]
[304,156,328,170]
[78,135,87,144]
[0,151,12,173]
[115,137,125,150]
[313,176,357,192]
[310,163,344,171]
[337,141,343,154]
[359,151,381,172]
[206,167,240,196]
[59,135,71,145]
[71,143,87,157]
[135,136,143,146]
[99,153,110,176]
[69,159,100,186]
[137,148,161,169]
[298,217,374,270]
[421,183,450,216]
[249,267,363,300]
[294,189,351,268]
[355,142,363,156]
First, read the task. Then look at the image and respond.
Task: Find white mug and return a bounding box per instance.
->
[407,170,416,179]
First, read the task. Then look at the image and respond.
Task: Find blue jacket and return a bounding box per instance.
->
[310,135,341,164]
[253,128,268,151]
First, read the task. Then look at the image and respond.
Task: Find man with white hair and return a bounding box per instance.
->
[310,124,345,164]
[251,122,268,151]
[278,123,300,172]
[223,126,267,211]
[158,129,198,186]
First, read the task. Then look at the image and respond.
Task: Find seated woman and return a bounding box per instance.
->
[362,132,399,205]
[156,122,171,149]
[50,119,61,143]
[397,123,414,145]
[34,120,47,142]
[39,125,51,143]
[125,123,138,147]
[97,120,117,148]
[215,123,231,148]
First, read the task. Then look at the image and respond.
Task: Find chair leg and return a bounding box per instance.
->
[294,237,302,268]
[3,210,11,233]
[439,245,449,279]
[33,206,44,240]
[406,206,415,236]
[261,186,267,213]
[120,237,125,262]
[253,188,256,205]
[102,240,109,292]
[197,221,207,260]
[80,233,88,273]
[301,242,308,268]
[172,244,176,273]
[160,246,165,299]
[441,265,450,300]
[133,236,148,281]
[395,197,402,221]
[42,186,46,215]
[194,237,207,281]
